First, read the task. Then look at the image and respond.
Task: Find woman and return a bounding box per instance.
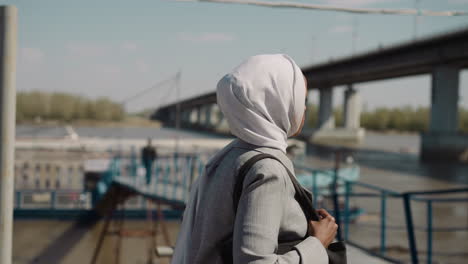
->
[171,54,337,264]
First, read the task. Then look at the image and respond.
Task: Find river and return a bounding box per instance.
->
[12,125,468,263]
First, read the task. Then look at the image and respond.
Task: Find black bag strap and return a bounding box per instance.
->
[233,153,320,222]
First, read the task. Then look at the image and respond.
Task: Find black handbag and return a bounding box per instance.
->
[220,153,347,264]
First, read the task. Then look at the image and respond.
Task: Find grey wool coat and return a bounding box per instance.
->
[171,139,328,264]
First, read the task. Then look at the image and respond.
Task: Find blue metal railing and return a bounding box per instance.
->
[295,162,468,264]
[14,147,467,263]
[402,188,468,264]
[14,189,92,219]
[93,152,206,208]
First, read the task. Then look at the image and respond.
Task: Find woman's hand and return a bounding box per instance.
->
[308,209,338,248]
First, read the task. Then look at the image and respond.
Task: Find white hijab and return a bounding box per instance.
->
[216,54,306,153]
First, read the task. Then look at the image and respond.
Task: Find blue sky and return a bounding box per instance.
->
[3,0,468,111]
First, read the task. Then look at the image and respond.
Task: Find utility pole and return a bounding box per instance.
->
[413,0,421,40]
[311,35,316,64]
[175,71,181,154]
[0,6,17,264]
[352,17,358,55]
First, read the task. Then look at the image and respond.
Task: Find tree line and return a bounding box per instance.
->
[16,91,125,122]
[15,92,468,133]
[306,105,468,133]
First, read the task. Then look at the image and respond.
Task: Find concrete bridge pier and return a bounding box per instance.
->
[197,105,205,126]
[421,65,468,162]
[196,106,202,126]
[180,110,190,126]
[209,104,226,130]
[312,85,364,143]
[184,110,191,124]
[343,86,359,129]
[342,85,365,141]
[310,86,335,142]
[317,86,335,130]
[203,104,214,128]
[168,111,176,126]
[189,108,199,125]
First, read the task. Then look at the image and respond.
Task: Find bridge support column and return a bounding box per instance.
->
[189,108,197,124]
[211,104,222,127]
[429,65,459,133]
[421,65,468,162]
[317,87,335,130]
[204,104,212,128]
[196,107,202,126]
[214,104,230,134]
[168,110,176,126]
[181,110,190,126]
[342,85,365,142]
[343,85,360,130]
[311,85,365,144]
[310,87,336,143]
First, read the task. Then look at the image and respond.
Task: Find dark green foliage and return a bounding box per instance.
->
[360,106,430,132]
[306,104,468,133]
[16,91,125,122]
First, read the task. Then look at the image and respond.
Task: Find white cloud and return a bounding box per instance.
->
[19,47,45,64]
[178,32,236,43]
[121,42,138,52]
[330,25,353,34]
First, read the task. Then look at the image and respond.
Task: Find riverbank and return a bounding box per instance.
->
[16,116,162,128]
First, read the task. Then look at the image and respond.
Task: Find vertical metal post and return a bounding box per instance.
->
[51,191,56,210]
[413,0,420,39]
[332,150,342,241]
[312,171,318,208]
[426,200,433,264]
[198,158,204,179]
[0,6,17,264]
[189,155,196,191]
[130,146,137,177]
[403,193,419,264]
[175,71,181,154]
[163,162,170,197]
[172,157,178,200]
[15,191,20,209]
[344,181,351,241]
[153,161,159,193]
[182,156,190,201]
[380,191,387,255]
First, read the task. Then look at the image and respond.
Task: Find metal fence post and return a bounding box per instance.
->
[380,191,387,255]
[403,193,419,264]
[332,150,342,241]
[0,6,17,264]
[163,162,170,197]
[15,191,20,209]
[426,200,433,264]
[51,191,56,210]
[312,171,318,208]
[153,160,159,190]
[344,181,351,241]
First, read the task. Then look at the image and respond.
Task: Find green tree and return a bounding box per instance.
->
[16,91,126,123]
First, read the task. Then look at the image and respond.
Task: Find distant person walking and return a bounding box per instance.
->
[141,138,157,185]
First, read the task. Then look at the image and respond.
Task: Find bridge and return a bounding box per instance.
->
[152,27,468,162]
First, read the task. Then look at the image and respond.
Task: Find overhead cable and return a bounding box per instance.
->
[175,0,468,16]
